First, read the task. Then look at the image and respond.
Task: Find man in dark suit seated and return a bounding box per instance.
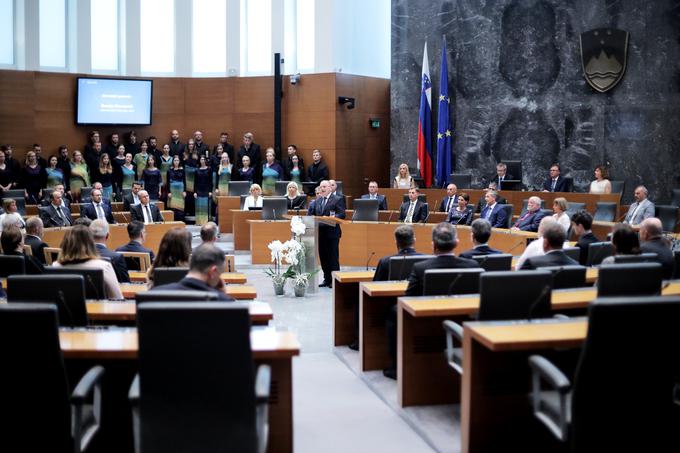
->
[1,225,43,274]
[307,186,321,215]
[130,190,163,224]
[480,191,508,228]
[639,217,674,279]
[24,216,48,264]
[316,180,346,287]
[541,163,570,192]
[81,189,116,224]
[40,190,73,227]
[115,221,155,268]
[81,182,112,204]
[460,219,502,258]
[489,162,515,190]
[520,222,579,269]
[360,180,388,210]
[572,210,599,265]
[399,187,429,223]
[512,196,545,232]
[90,219,130,283]
[439,183,459,212]
[475,182,506,213]
[123,182,143,211]
[151,244,235,301]
[41,183,70,209]
[384,223,477,379]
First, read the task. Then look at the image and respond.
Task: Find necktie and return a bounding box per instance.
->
[144,205,152,223]
[484,205,493,220]
[405,202,416,223]
[628,203,642,223]
[96,203,105,220]
[57,206,69,226]
[551,179,557,191]
[446,197,452,212]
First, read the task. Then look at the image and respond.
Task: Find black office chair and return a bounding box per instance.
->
[301,182,317,196]
[674,250,680,279]
[1,189,24,199]
[499,204,514,229]
[541,265,587,289]
[130,302,270,453]
[613,252,658,264]
[262,197,287,220]
[586,241,614,266]
[597,262,662,297]
[563,177,573,192]
[0,255,25,277]
[563,247,580,262]
[0,304,104,453]
[388,255,434,280]
[448,173,472,188]
[351,199,379,222]
[240,194,249,209]
[401,194,427,204]
[443,270,553,374]
[7,274,89,326]
[471,253,513,271]
[43,267,106,300]
[502,160,523,181]
[423,268,484,296]
[528,296,680,451]
[274,181,291,196]
[655,205,679,232]
[593,202,617,222]
[566,202,585,219]
[229,181,252,196]
[335,181,344,195]
[151,267,189,286]
[520,199,545,217]
[136,290,220,304]
[609,180,625,194]
[80,187,93,202]
[42,187,55,202]
[671,189,680,208]
[540,208,554,217]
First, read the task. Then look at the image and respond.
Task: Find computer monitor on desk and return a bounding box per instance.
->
[43,267,106,300]
[352,199,379,222]
[262,197,288,220]
[388,255,434,280]
[499,179,522,191]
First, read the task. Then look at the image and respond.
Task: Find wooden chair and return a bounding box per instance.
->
[225,255,236,272]
[43,247,61,265]
[119,251,151,272]
[22,244,33,256]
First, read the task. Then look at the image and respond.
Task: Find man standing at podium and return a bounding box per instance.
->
[316,180,345,288]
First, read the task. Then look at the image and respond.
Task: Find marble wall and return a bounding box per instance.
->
[391,0,680,202]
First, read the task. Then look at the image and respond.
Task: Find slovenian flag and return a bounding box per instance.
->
[417,42,433,188]
[435,36,452,188]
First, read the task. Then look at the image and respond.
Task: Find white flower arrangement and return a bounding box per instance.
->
[290,215,307,237]
[264,217,318,290]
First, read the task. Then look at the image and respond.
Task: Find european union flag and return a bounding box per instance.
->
[435,36,453,188]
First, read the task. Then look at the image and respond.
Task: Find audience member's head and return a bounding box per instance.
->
[394,225,416,251]
[446,184,457,197]
[243,132,254,146]
[89,219,109,242]
[408,187,420,202]
[25,216,43,238]
[249,184,262,197]
[73,216,92,227]
[58,225,98,264]
[470,218,492,245]
[188,244,227,288]
[639,217,663,242]
[611,224,640,256]
[431,222,458,254]
[552,197,567,214]
[287,144,298,156]
[572,210,593,234]
[2,198,16,213]
[132,182,142,195]
[287,181,300,197]
[526,196,541,213]
[1,225,22,254]
[485,191,498,205]
[368,181,379,195]
[152,228,192,269]
[138,190,150,206]
[496,162,507,177]
[542,222,566,252]
[50,190,63,206]
[1,213,23,231]
[312,149,322,163]
[127,221,146,242]
[200,222,219,244]
[634,185,648,202]
[537,216,558,237]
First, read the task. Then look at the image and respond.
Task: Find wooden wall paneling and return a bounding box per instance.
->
[183,77,234,114]
[0,71,36,155]
[234,76,274,113]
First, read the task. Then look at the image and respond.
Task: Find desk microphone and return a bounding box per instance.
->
[423,201,435,223]
[527,283,552,321]
[507,239,526,255]
[120,212,130,223]
[386,210,395,224]
[366,251,376,270]
[446,272,465,296]
[86,274,103,301]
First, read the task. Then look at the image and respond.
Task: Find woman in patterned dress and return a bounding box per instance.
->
[45,155,65,189]
[260,148,283,196]
[142,155,162,201]
[166,155,186,220]
[193,156,213,225]
[69,150,90,203]
[134,140,150,180]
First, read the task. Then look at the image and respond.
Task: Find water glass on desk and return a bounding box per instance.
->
[330,210,336,217]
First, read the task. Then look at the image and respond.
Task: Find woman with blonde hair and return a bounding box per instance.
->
[95,153,114,200]
[52,225,123,299]
[286,181,306,209]
[69,150,90,203]
[243,183,263,210]
[552,197,570,233]
[393,163,414,189]
[147,227,192,288]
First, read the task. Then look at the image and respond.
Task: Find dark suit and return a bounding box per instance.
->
[488,173,515,190]
[123,192,141,211]
[169,140,185,157]
[115,241,155,268]
[213,143,235,163]
[520,249,579,269]
[40,204,73,227]
[513,210,546,232]
[287,195,307,210]
[439,195,459,213]
[41,198,70,209]
[542,175,569,192]
[373,247,420,282]
[24,234,48,264]
[316,194,346,285]
[237,144,262,170]
[95,243,130,283]
[306,162,329,184]
[476,194,506,213]
[459,244,502,259]
[130,203,163,223]
[81,202,116,224]
[641,237,674,279]
[307,199,317,215]
[361,194,388,211]
[480,203,508,229]
[399,200,428,223]
[576,231,599,265]
[152,277,235,301]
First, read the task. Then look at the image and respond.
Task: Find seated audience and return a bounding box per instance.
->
[41,183,70,209]
[147,228,192,288]
[52,225,123,299]
[552,197,570,233]
[373,225,421,281]
[90,219,130,283]
[130,190,163,223]
[73,217,92,227]
[360,181,388,210]
[1,225,43,274]
[541,163,569,192]
[393,163,414,189]
[399,187,428,223]
[24,216,48,264]
[512,196,545,232]
[480,191,508,228]
[0,198,25,230]
[439,184,459,212]
[243,184,264,210]
[515,217,568,269]
[40,191,72,227]
[589,165,612,194]
[602,224,641,264]
[639,217,674,279]
[81,189,116,224]
[520,222,579,269]
[447,192,473,225]
[151,244,235,301]
[459,219,502,258]
[475,181,506,213]
[489,162,514,190]
[572,210,599,265]
[123,182,142,211]
[623,185,655,226]
[286,182,306,210]
[115,221,155,268]
[198,222,219,247]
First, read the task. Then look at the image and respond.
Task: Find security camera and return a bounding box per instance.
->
[338,96,355,110]
[290,73,301,85]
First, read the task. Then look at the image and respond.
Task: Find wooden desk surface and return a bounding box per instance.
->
[86,301,273,323]
[333,270,375,283]
[466,319,588,352]
[119,283,257,300]
[59,328,300,360]
[361,281,408,297]
[128,271,247,284]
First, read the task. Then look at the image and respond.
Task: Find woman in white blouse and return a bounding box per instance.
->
[393,163,414,189]
[52,225,123,300]
[552,197,571,234]
[242,183,264,210]
[589,165,611,194]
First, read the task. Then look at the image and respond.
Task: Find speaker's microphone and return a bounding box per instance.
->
[366,251,376,271]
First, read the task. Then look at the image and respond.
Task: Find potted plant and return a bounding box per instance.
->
[265,240,293,295]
